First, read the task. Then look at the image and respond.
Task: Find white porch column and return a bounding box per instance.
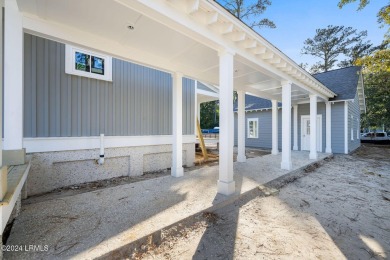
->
[171,72,184,177]
[309,95,318,160]
[218,49,235,195]
[271,100,279,155]
[237,90,246,162]
[293,105,298,151]
[0,1,3,168]
[325,101,332,153]
[281,82,292,170]
[4,0,23,151]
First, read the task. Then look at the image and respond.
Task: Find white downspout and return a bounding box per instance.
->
[98,134,105,165]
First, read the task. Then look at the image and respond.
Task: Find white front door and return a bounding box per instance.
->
[301,115,322,152]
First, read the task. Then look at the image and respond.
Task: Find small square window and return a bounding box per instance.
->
[66,45,112,81]
[247,118,258,138]
[91,56,105,75]
[75,52,90,72]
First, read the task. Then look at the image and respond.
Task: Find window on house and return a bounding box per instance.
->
[66,45,112,81]
[247,118,258,138]
[351,128,354,141]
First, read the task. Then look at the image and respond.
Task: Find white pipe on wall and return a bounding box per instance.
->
[98,134,105,165]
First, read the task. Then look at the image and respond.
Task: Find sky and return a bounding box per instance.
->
[255,0,387,68]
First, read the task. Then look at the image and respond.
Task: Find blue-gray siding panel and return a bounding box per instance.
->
[331,102,345,154]
[234,102,347,154]
[348,93,361,152]
[234,108,294,149]
[23,34,194,137]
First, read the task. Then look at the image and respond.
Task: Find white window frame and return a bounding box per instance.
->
[65,45,112,81]
[247,118,258,139]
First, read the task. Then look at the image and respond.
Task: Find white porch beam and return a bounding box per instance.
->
[252,46,266,55]
[206,11,219,25]
[293,105,298,151]
[261,51,274,60]
[217,23,234,34]
[171,72,184,177]
[237,86,280,103]
[241,39,256,49]
[309,94,318,160]
[271,100,279,155]
[186,0,200,14]
[325,101,332,153]
[269,57,281,64]
[276,61,287,68]
[229,31,246,42]
[4,0,23,151]
[237,90,246,162]
[218,49,235,195]
[281,82,292,170]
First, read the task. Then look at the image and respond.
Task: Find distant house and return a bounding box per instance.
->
[233,66,366,154]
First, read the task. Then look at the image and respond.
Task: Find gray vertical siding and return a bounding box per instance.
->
[23,34,194,138]
[331,102,345,154]
[348,93,361,152]
[234,101,348,154]
[234,107,294,149]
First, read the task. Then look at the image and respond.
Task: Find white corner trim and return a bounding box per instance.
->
[23,135,196,153]
[344,101,348,154]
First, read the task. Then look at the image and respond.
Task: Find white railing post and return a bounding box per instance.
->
[281,82,292,170]
[171,72,184,177]
[309,94,318,159]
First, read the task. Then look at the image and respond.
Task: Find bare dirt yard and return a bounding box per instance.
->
[138,144,390,260]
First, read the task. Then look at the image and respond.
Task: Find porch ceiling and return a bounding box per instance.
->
[17,0,334,103]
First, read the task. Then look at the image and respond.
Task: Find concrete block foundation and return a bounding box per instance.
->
[26,144,195,196]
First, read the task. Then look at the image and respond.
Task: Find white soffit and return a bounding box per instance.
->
[16,0,336,101]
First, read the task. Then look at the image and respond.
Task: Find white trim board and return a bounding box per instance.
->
[344,101,349,154]
[23,135,196,153]
[300,115,322,152]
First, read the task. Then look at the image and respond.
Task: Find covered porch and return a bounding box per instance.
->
[5,151,332,259]
[4,0,336,197]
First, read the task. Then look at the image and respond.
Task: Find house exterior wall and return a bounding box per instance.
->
[234,101,348,154]
[23,34,195,138]
[21,34,196,195]
[234,108,292,150]
[348,93,361,152]
[27,143,195,196]
[329,102,346,153]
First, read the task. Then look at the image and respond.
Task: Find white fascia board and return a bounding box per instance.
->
[23,135,196,153]
[205,1,336,98]
[121,0,335,98]
[196,89,219,98]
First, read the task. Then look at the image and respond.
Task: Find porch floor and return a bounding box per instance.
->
[5,151,331,259]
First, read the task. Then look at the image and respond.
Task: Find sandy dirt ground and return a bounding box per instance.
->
[138,144,390,260]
